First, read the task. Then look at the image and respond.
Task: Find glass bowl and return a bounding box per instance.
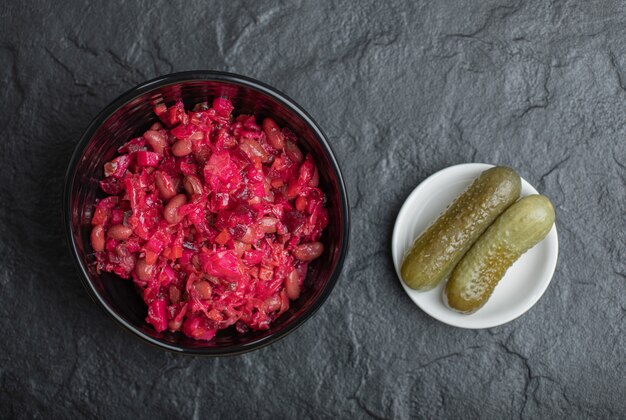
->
[64,71,350,355]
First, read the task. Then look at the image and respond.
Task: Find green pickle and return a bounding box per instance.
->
[444,194,555,314]
[401,166,521,290]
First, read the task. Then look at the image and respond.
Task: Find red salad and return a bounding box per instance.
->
[89,98,328,340]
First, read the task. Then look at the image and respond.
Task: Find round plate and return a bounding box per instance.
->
[391,163,559,329]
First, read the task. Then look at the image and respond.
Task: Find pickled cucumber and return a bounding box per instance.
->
[401,166,521,290]
[444,194,555,314]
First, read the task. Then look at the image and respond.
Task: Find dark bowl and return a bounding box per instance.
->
[64,71,349,356]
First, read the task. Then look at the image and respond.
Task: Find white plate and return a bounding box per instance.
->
[391,163,559,329]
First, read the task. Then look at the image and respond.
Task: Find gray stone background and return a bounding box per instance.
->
[1,0,625,418]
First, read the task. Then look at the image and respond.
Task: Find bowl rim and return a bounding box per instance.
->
[63,70,350,356]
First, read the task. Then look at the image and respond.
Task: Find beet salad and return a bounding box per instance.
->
[89,98,328,341]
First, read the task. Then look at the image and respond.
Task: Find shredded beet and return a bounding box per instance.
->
[90,98,329,340]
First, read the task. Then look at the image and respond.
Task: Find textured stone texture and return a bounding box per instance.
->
[1,0,625,418]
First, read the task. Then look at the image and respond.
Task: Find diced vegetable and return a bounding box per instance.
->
[90,99,328,340]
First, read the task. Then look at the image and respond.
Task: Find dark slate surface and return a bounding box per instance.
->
[1,0,625,418]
